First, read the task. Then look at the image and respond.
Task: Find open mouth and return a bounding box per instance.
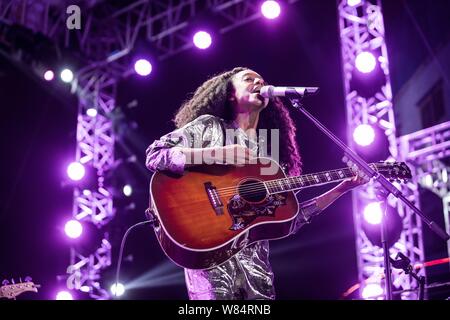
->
[254,92,265,102]
[252,88,263,98]
[251,87,265,102]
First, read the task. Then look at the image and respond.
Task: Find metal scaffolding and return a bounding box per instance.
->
[1,0,298,63]
[398,121,450,264]
[65,65,117,299]
[338,0,425,299]
[0,0,298,299]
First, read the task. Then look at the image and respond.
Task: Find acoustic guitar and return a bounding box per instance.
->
[148,158,411,270]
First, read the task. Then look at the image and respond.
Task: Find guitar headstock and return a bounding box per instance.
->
[372,161,412,183]
[0,278,40,300]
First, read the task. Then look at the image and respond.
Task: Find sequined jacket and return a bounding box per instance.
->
[145,114,322,300]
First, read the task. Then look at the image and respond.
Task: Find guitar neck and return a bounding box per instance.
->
[265,167,357,194]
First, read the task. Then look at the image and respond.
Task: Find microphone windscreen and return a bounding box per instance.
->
[260,85,274,98]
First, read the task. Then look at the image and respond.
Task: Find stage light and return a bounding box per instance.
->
[60,68,74,83]
[67,162,85,181]
[347,0,362,7]
[64,219,83,239]
[124,261,185,291]
[261,1,281,20]
[134,59,152,76]
[363,202,383,225]
[423,174,433,188]
[193,31,212,49]
[56,291,73,300]
[353,124,375,146]
[44,70,54,81]
[111,283,125,297]
[443,169,448,183]
[352,125,390,163]
[355,52,377,74]
[80,286,90,293]
[361,283,383,299]
[86,108,97,117]
[360,199,403,248]
[123,184,132,197]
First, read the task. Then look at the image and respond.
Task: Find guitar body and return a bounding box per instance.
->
[150,158,299,270]
[149,157,412,270]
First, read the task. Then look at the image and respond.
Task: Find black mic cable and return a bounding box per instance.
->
[113,219,154,298]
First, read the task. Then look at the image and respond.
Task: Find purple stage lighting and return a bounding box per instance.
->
[80,286,90,293]
[60,68,74,83]
[363,202,383,225]
[134,59,152,76]
[64,219,83,239]
[193,31,212,49]
[56,291,73,300]
[67,162,85,181]
[361,283,383,299]
[355,52,376,73]
[44,70,54,81]
[111,283,125,297]
[261,1,281,19]
[347,0,362,7]
[353,124,375,147]
[86,108,97,117]
[123,184,132,197]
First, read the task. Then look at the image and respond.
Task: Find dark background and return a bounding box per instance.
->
[1,0,449,300]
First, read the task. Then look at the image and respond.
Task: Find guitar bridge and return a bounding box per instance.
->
[204,182,224,215]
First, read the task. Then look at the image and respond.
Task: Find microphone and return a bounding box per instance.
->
[260,85,319,99]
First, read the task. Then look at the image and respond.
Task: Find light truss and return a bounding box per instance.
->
[64,65,117,299]
[399,121,450,264]
[338,0,424,299]
[1,0,299,64]
[66,237,112,300]
[0,0,299,300]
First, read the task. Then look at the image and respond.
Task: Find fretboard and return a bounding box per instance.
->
[264,167,355,194]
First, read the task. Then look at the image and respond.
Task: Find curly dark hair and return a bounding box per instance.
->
[174,67,302,176]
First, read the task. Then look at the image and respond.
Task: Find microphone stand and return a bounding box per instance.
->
[390,252,426,300]
[375,189,393,300]
[288,96,450,300]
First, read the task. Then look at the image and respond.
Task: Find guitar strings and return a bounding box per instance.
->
[215,168,357,197]
[217,177,348,197]
[213,163,391,194]
[217,168,351,191]
[217,171,356,196]
[214,164,399,197]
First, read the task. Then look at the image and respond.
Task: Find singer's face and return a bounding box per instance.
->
[229,70,269,113]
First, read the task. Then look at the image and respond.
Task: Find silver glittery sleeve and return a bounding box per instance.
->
[145,114,223,174]
[291,197,323,234]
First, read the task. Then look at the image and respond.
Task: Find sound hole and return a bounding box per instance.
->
[237,179,267,203]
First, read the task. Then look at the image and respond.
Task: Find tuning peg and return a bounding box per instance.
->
[11,278,15,284]
[352,164,361,174]
[342,155,348,164]
[24,276,32,282]
[2,279,9,286]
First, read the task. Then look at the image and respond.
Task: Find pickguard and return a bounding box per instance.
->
[227,193,287,230]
